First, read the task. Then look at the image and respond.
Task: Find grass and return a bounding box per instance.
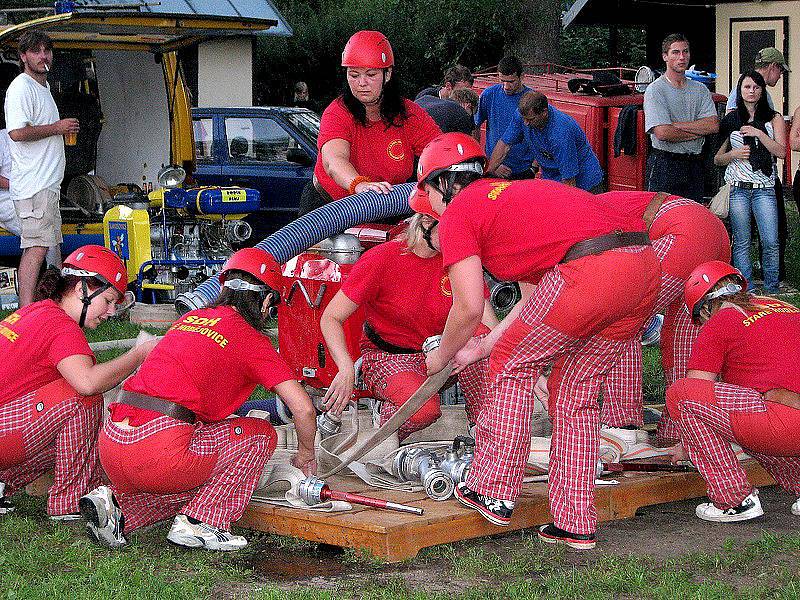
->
[6,489,797,600]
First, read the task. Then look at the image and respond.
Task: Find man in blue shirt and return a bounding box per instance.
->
[475,55,535,179]
[486,91,604,191]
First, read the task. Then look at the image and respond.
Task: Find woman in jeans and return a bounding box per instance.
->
[714,71,786,293]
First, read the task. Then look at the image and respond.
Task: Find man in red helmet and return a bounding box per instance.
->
[410,132,660,549]
[80,247,317,551]
[666,261,800,522]
[300,30,440,214]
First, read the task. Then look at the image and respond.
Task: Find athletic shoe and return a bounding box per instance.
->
[454,482,514,526]
[166,514,248,551]
[79,485,127,548]
[695,491,763,523]
[49,513,83,521]
[791,498,800,516]
[0,482,13,515]
[537,523,597,550]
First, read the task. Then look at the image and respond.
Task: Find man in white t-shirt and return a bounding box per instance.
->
[0,128,61,269]
[4,31,78,306]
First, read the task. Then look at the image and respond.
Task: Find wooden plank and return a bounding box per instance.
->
[239,461,775,563]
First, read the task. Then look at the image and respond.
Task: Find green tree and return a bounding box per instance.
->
[254,0,542,106]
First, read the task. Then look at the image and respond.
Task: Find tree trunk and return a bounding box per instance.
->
[508,0,562,65]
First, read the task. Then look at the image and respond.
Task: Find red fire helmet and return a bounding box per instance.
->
[408,186,438,219]
[416,132,485,185]
[341,30,394,69]
[62,245,127,302]
[411,133,485,217]
[684,260,746,323]
[220,248,282,292]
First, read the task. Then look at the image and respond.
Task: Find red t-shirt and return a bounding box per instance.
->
[688,298,800,393]
[314,98,441,200]
[342,240,464,350]
[0,300,94,405]
[597,191,703,239]
[113,306,295,425]
[439,178,647,283]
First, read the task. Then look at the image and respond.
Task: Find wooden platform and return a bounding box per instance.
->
[237,461,773,562]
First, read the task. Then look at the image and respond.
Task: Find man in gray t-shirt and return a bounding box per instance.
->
[643,33,719,201]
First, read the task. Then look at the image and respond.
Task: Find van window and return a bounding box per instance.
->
[193,118,214,162]
[224,117,294,163]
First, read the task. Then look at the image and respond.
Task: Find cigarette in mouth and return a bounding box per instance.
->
[44,63,49,72]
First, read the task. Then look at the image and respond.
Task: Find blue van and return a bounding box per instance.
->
[191,106,319,237]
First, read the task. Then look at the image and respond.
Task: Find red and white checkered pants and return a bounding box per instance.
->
[667,378,800,509]
[0,378,103,516]
[98,414,277,531]
[602,200,731,437]
[361,343,489,440]
[466,247,659,534]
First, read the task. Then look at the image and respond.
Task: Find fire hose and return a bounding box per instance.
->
[298,476,424,515]
[175,183,417,313]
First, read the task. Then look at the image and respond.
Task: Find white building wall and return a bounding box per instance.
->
[716,1,800,175]
[198,37,253,107]
[94,51,171,189]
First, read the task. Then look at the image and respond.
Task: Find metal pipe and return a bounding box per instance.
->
[602,462,696,473]
[298,476,424,515]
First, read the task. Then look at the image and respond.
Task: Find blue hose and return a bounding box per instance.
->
[175,183,415,313]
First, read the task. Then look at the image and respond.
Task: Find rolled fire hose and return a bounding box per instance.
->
[175,183,417,313]
[319,364,454,479]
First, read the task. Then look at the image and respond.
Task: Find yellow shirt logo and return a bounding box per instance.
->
[387,139,405,161]
[487,182,511,200]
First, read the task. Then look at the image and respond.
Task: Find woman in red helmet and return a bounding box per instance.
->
[300,30,441,214]
[0,245,155,520]
[666,261,800,522]
[320,213,496,440]
[412,132,660,549]
[79,248,317,551]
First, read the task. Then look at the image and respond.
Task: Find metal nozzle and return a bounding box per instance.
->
[298,475,326,505]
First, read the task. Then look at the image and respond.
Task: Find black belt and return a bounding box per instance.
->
[117,390,196,424]
[650,148,703,162]
[363,322,419,355]
[561,231,651,264]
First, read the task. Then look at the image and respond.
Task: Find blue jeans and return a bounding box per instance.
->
[729,186,779,292]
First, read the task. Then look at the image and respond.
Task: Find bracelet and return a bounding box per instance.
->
[348,175,371,195]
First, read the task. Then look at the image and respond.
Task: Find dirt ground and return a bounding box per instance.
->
[238,486,799,594]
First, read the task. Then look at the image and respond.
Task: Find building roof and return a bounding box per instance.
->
[75,0,292,36]
[562,0,717,28]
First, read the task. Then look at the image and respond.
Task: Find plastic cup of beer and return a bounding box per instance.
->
[64,131,77,146]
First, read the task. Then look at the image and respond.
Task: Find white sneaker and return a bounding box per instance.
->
[166,514,247,551]
[0,482,13,515]
[79,485,127,548]
[696,491,763,523]
[600,425,649,446]
[792,498,800,516]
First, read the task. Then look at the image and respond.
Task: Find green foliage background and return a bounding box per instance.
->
[253,0,531,106]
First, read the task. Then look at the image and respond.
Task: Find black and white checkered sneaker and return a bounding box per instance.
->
[454,482,514,526]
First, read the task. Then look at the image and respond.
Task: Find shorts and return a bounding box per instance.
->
[14,187,62,249]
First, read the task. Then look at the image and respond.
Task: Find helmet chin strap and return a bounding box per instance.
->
[429,172,459,208]
[78,279,110,328]
[421,221,438,252]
